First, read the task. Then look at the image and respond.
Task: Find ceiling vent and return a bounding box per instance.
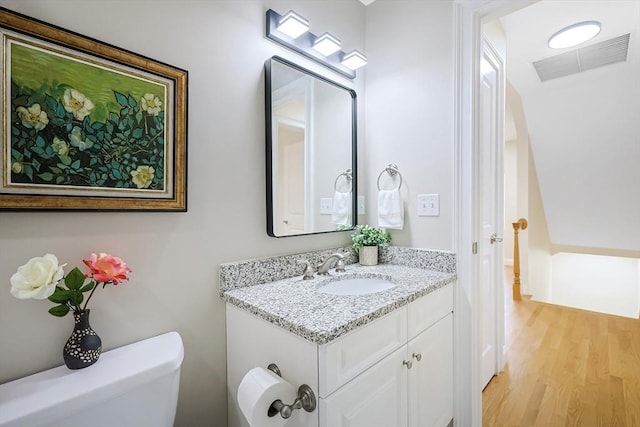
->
[533,33,630,82]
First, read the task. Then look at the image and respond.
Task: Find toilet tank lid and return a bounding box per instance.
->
[0,331,184,425]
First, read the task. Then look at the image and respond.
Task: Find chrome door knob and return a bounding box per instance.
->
[412,352,422,362]
[403,360,413,369]
[490,233,503,244]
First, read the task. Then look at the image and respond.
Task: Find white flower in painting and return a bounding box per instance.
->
[130,165,155,189]
[140,93,162,116]
[11,162,23,174]
[10,254,66,300]
[16,104,49,131]
[69,126,93,151]
[63,89,94,120]
[52,137,70,156]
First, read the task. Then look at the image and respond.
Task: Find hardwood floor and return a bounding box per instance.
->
[482,268,640,426]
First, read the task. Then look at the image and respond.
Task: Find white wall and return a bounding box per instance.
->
[364,0,454,251]
[551,253,640,318]
[528,143,553,302]
[0,1,365,425]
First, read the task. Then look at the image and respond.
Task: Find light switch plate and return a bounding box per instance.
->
[320,198,333,215]
[418,194,439,216]
[357,196,366,215]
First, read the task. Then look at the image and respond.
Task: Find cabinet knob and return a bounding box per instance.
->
[412,352,422,362]
[403,360,413,369]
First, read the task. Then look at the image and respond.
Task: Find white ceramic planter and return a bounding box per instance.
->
[359,245,379,266]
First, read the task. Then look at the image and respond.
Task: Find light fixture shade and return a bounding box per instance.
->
[276,10,309,39]
[341,50,367,70]
[313,32,342,56]
[548,21,601,49]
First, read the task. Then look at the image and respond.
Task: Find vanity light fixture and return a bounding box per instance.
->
[312,32,342,56]
[276,10,309,39]
[548,21,601,49]
[341,50,367,70]
[266,9,365,79]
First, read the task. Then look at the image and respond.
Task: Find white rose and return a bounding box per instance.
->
[10,254,66,300]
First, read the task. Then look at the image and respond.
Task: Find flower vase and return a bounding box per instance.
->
[63,309,102,369]
[359,245,379,266]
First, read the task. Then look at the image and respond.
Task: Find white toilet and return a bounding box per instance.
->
[0,331,184,427]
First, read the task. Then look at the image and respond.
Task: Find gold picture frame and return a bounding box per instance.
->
[0,8,187,211]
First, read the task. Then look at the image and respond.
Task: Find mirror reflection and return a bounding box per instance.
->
[266,56,357,237]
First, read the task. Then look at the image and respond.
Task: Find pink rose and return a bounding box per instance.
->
[83,253,132,285]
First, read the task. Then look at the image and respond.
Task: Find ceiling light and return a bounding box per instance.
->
[313,33,342,56]
[548,21,601,49]
[266,9,365,79]
[341,50,367,70]
[276,10,309,39]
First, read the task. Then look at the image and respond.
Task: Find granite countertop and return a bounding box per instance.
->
[221,263,456,345]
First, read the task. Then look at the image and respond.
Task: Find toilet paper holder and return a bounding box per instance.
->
[266,363,316,419]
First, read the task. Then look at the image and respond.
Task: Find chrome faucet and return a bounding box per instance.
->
[296,260,315,280]
[316,253,346,275]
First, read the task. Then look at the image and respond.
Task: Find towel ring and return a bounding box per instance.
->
[334,169,352,192]
[377,164,402,191]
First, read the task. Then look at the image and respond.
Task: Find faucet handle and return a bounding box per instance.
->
[296,260,315,280]
[335,257,346,272]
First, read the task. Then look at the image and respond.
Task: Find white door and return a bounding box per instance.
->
[479,39,505,390]
[276,122,305,235]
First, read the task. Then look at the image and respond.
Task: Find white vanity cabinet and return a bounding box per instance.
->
[319,284,453,427]
[226,282,454,427]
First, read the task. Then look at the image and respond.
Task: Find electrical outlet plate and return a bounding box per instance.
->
[320,198,333,215]
[418,194,439,216]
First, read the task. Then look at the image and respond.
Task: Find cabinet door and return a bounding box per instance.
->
[320,345,408,427]
[407,313,453,427]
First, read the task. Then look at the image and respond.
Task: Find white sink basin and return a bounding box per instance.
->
[317,277,396,296]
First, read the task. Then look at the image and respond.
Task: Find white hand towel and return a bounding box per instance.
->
[331,191,351,226]
[378,189,404,230]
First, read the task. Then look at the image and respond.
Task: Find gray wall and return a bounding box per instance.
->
[0,1,365,425]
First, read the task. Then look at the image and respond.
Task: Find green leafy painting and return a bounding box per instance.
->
[9,41,167,191]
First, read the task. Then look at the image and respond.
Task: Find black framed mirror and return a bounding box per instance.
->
[265,56,357,237]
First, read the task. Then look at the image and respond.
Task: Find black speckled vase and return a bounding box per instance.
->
[63,309,102,370]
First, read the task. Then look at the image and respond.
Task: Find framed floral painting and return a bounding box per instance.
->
[0,8,187,210]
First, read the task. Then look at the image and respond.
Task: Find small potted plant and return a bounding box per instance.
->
[351,225,391,266]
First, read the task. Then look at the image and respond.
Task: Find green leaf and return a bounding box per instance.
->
[71,159,81,170]
[37,172,53,181]
[56,176,65,184]
[65,267,85,290]
[24,165,33,180]
[48,305,70,317]
[127,95,138,108]
[114,91,128,107]
[61,155,72,166]
[79,282,95,293]
[35,135,46,148]
[45,94,57,111]
[131,128,143,139]
[48,289,73,304]
[56,102,66,119]
[72,291,84,305]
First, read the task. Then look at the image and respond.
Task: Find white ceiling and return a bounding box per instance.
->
[499,0,640,253]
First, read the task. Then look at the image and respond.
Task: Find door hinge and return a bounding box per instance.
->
[472,242,478,254]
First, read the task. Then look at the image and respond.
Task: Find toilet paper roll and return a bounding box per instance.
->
[237,367,296,427]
